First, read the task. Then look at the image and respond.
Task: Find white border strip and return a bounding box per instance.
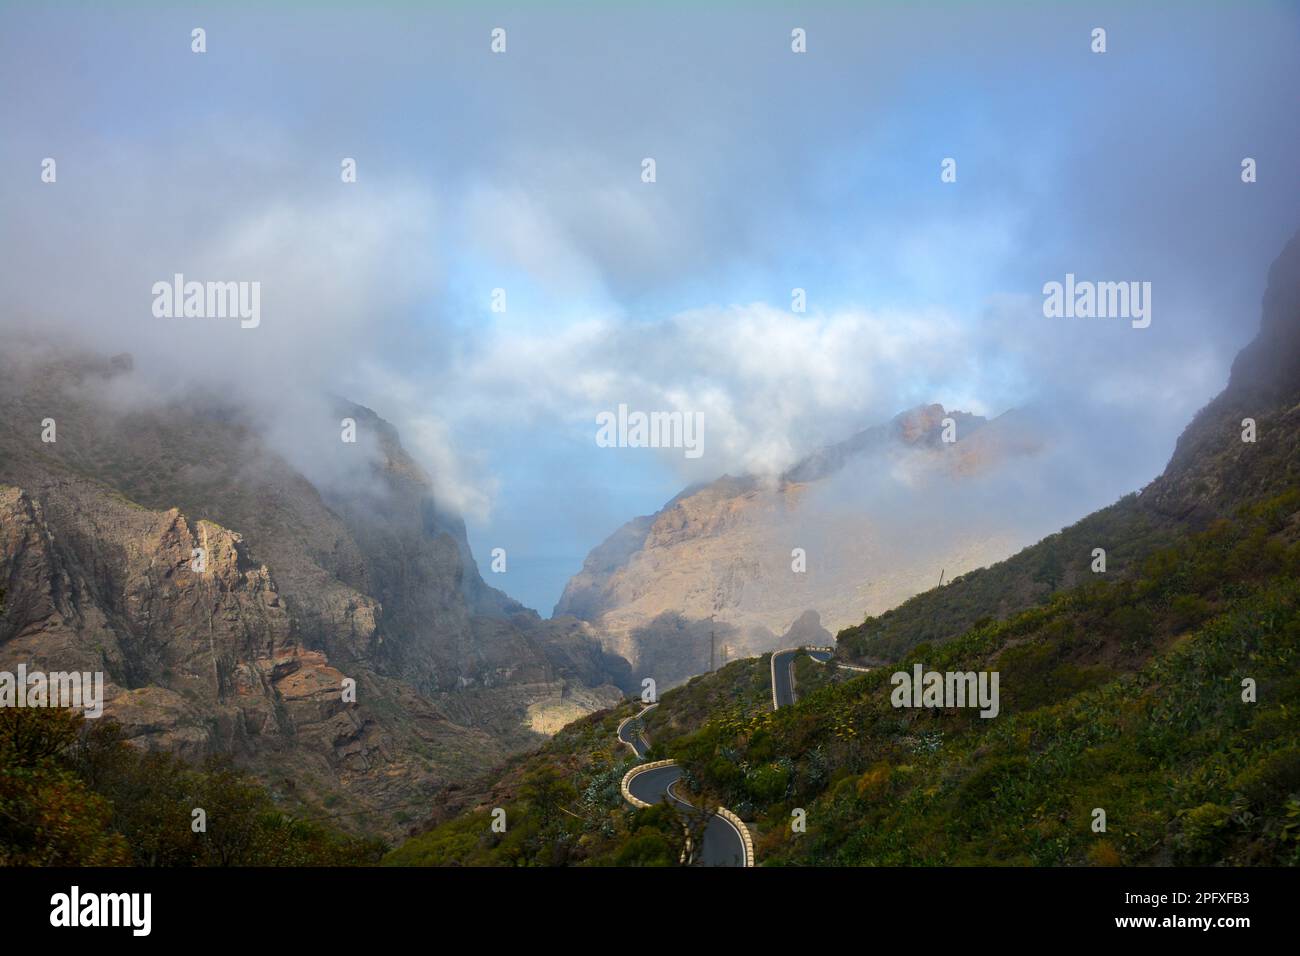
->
[620,759,678,809]
[770,646,802,710]
[715,806,755,867]
[806,647,872,674]
[616,702,658,756]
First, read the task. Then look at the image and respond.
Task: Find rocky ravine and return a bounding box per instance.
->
[555,404,1044,688]
[0,348,630,836]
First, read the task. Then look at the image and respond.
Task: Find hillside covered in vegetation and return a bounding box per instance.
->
[0,705,386,866]
[387,230,1300,867]
[389,486,1300,866]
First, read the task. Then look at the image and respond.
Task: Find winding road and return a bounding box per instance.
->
[616,704,654,758]
[616,645,870,865]
[770,644,871,709]
[617,704,752,866]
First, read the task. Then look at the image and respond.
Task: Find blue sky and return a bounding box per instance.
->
[3,2,1299,611]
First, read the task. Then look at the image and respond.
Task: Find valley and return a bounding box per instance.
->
[384,228,1300,867]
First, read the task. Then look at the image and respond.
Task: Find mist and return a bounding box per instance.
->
[2,2,1298,613]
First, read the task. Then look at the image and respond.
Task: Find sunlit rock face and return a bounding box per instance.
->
[556,403,1045,689]
[0,348,628,836]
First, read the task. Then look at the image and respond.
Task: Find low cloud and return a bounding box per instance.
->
[2,2,1298,611]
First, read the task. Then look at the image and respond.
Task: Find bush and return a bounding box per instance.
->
[1175,803,1233,864]
[1086,840,1122,866]
[1,708,381,867]
[747,763,790,804]
[1232,747,1300,812]
[615,831,677,866]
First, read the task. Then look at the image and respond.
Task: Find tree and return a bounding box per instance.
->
[518,765,577,826]
[0,708,130,865]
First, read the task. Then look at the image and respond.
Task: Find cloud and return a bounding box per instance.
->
[0,131,462,504]
[433,300,992,476]
[3,1,1299,612]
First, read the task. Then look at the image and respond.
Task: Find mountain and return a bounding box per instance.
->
[837,229,1300,665]
[555,403,1044,687]
[391,228,1300,867]
[0,346,630,835]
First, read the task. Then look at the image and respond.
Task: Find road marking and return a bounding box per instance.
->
[774,646,873,710]
[616,704,753,866]
[616,703,658,756]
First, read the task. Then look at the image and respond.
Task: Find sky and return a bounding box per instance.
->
[2,1,1299,613]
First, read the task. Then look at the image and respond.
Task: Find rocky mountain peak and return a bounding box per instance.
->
[556,399,1041,688]
[782,403,988,485]
[1228,228,1300,399]
[0,346,629,835]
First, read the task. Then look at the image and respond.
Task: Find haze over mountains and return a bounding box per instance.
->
[0,345,630,834]
[390,227,1300,868]
[0,1,1297,879]
[555,403,1045,687]
[4,216,1296,832]
[0,339,1054,826]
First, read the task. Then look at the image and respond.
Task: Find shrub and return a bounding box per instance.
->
[1175,803,1233,864]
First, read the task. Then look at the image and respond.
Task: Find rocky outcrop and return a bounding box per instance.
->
[0,350,626,835]
[555,404,1043,688]
[1146,228,1300,525]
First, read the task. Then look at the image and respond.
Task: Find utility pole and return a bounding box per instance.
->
[709,614,716,672]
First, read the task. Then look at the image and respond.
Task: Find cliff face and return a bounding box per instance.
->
[834,228,1300,664]
[392,230,1300,870]
[1146,229,1300,524]
[555,403,1043,687]
[0,349,627,834]
[559,227,1300,689]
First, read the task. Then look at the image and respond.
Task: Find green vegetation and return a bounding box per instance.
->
[391,488,1300,867]
[642,656,772,753]
[382,667,764,867]
[384,702,702,866]
[790,653,855,701]
[837,494,1183,663]
[0,707,385,866]
[669,491,1300,865]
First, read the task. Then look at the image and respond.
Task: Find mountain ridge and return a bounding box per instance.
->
[389,226,1300,867]
[0,347,630,835]
[554,401,1045,687]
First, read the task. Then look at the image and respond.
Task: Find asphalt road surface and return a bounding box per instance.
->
[625,763,747,867]
[616,706,653,758]
[771,647,834,709]
[619,647,869,865]
[618,703,748,866]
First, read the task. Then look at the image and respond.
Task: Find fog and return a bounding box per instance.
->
[1,2,1298,612]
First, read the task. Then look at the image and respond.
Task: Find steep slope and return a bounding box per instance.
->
[839,230,1300,664]
[555,404,1044,687]
[391,227,1300,868]
[0,348,628,835]
[660,227,1300,866]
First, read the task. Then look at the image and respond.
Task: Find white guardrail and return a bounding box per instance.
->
[619,759,677,809]
[620,753,756,867]
[769,646,804,710]
[803,645,873,672]
[715,806,756,867]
